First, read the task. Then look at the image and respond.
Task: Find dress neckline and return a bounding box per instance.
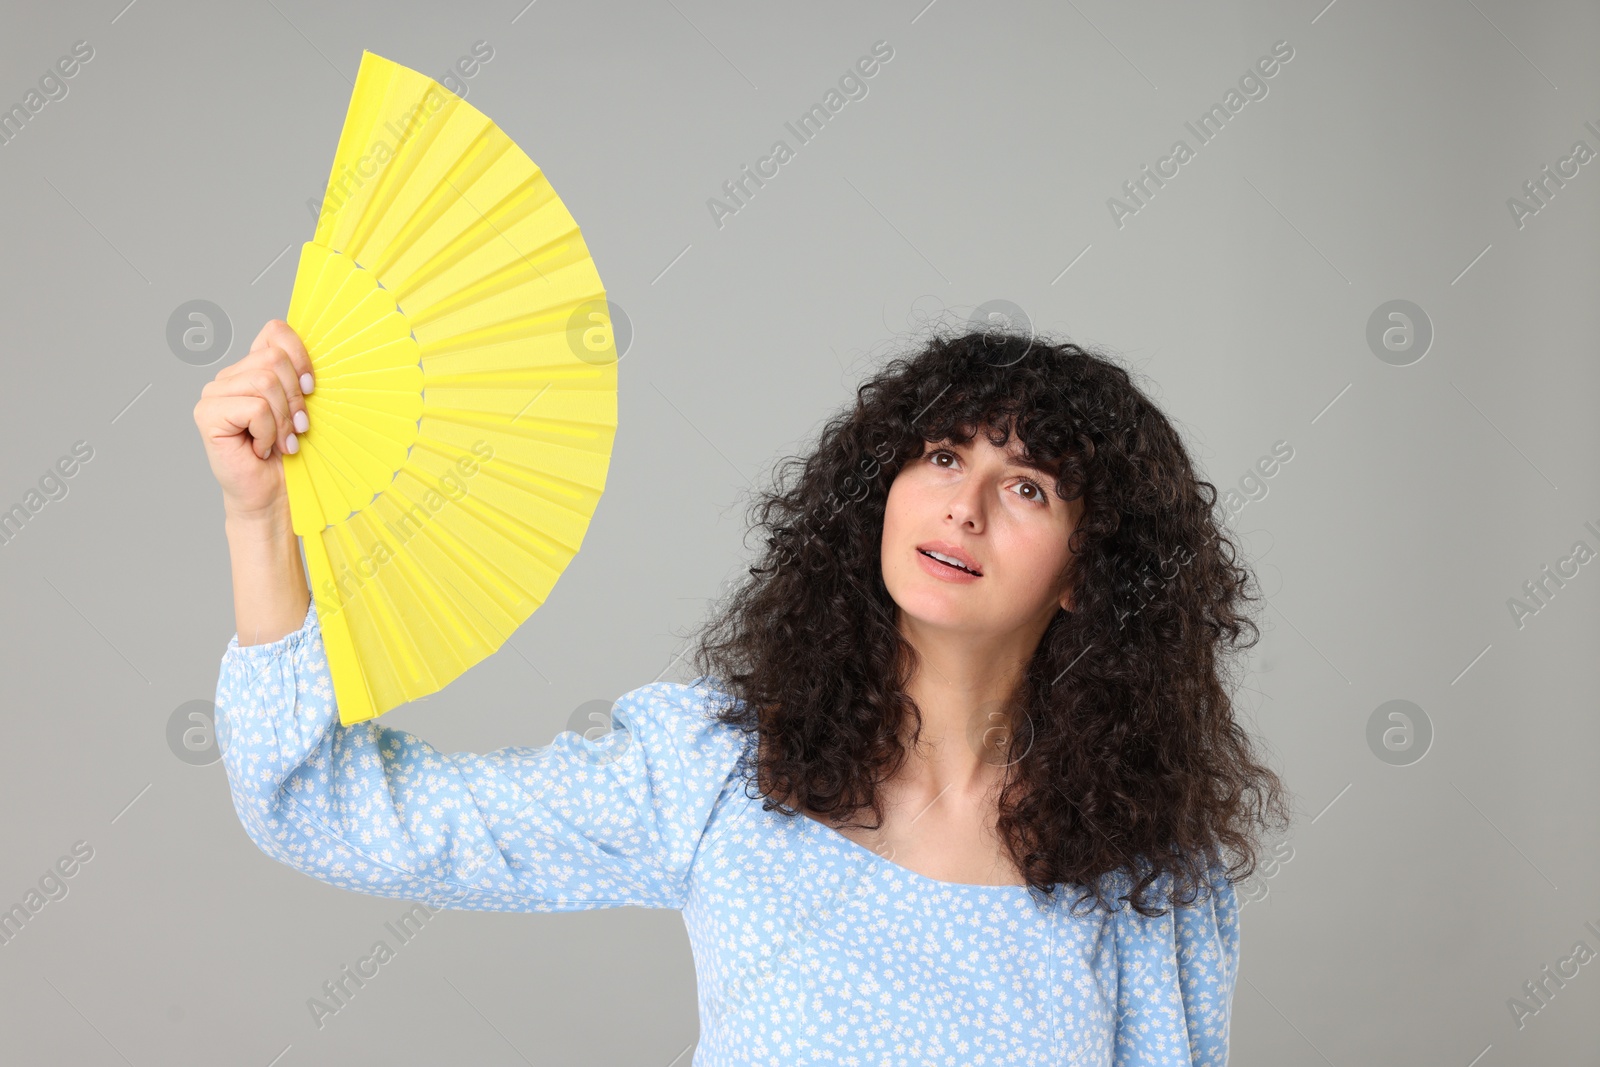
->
[792,805,1035,893]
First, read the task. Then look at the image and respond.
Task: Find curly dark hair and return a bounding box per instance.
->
[683,324,1293,917]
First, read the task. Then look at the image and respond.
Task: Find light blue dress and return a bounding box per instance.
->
[214,599,1241,1065]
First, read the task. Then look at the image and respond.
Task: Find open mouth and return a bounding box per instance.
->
[919,549,982,576]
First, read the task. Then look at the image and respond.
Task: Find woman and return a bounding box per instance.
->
[196,318,1291,1064]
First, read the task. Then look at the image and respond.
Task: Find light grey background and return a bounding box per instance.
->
[0,0,1595,1063]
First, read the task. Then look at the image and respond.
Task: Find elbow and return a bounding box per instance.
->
[226,782,303,870]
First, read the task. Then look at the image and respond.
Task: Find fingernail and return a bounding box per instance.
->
[294,409,309,433]
[301,372,315,394]
[285,433,299,454]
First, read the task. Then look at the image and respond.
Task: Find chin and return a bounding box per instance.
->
[887,586,983,629]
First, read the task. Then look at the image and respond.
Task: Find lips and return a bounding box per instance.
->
[916,541,983,576]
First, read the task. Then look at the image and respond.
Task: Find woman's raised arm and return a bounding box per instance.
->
[212,603,745,912]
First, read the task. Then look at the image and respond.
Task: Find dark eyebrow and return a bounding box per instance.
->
[939,438,1056,476]
[1004,447,1056,470]
[1005,452,1055,476]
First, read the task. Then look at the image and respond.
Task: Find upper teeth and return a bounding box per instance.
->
[925,550,977,574]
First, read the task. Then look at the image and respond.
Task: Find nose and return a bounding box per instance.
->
[944,477,986,531]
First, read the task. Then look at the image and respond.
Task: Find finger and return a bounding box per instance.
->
[207,365,293,455]
[250,319,315,394]
[197,394,281,461]
[257,342,310,438]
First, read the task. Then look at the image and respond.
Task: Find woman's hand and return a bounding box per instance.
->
[192,320,315,520]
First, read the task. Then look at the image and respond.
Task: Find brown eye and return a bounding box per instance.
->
[1016,479,1048,504]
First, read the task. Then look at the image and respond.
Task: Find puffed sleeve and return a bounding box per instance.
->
[213,597,748,913]
[1111,865,1241,1066]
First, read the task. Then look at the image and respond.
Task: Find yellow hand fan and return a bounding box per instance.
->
[283,50,618,726]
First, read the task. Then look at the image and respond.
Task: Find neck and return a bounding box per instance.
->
[893,623,1032,801]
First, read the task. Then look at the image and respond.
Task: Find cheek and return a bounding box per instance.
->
[1001,520,1071,581]
[880,479,912,554]
[881,475,922,529]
